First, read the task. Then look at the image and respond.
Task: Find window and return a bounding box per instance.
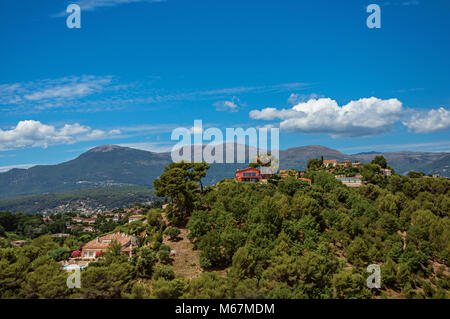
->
[243,172,256,177]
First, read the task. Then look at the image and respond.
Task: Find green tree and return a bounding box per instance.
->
[23,260,71,299]
[164,227,181,241]
[230,247,255,280]
[151,278,189,299]
[371,155,387,169]
[135,246,158,278]
[407,171,425,178]
[154,162,209,220]
[152,264,175,280]
[307,158,322,170]
[332,270,370,299]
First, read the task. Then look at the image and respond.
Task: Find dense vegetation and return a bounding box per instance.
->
[185,171,449,298]
[0,158,448,299]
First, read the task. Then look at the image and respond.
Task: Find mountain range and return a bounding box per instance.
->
[0,144,448,200]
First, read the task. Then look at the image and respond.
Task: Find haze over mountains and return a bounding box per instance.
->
[0,144,448,200]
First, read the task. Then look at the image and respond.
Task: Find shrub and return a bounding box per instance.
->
[153,264,175,280]
[146,209,163,227]
[164,227,181,241]
[158,244,172,264]
[48,247,70,261]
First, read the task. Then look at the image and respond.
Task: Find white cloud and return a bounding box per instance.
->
[24,83,99,101]
[0,75,113,110]
[76,0,162,11]
[51,0,165,17]
[0,78,311,114]
[0,120,120,151]
[402,1,419,6]
[214,98,240,112]
[250,97,404,138]
[403,107,450,133]
[287,93,321,105]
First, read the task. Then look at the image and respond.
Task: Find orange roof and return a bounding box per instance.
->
[83,233,132,250]
[237,167,260,172]
[323,160,337,163]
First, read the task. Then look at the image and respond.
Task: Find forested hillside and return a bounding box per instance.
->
[0,158,448,299]
[183,171,449,298]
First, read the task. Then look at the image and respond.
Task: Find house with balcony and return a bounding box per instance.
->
[236,167,261,182]
[338,160,353,167]
[80,233,137,259]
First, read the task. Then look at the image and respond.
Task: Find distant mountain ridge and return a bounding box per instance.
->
[0,144,448,199]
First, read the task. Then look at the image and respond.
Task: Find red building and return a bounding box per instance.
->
[235,167,262,182]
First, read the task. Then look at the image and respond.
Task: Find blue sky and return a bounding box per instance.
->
[0,0,449,171]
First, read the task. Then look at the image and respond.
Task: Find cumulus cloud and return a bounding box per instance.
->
[250,97,404,138]
[0,120,120,151]
[214,98,240,112]
[403,107,450,133]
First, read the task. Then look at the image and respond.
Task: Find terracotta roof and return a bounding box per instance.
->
[83,233,132,250]
[237,167,260,172]
[323,160,337,163]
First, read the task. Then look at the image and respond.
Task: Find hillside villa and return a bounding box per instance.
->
[236,167,264,182]
[335,174,363,187]
[79,232,137,259]
[324,159,363,168]
[236,167,312,185]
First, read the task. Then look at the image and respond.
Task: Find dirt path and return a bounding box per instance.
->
[161,214,203,279]
[161,210,229,279]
